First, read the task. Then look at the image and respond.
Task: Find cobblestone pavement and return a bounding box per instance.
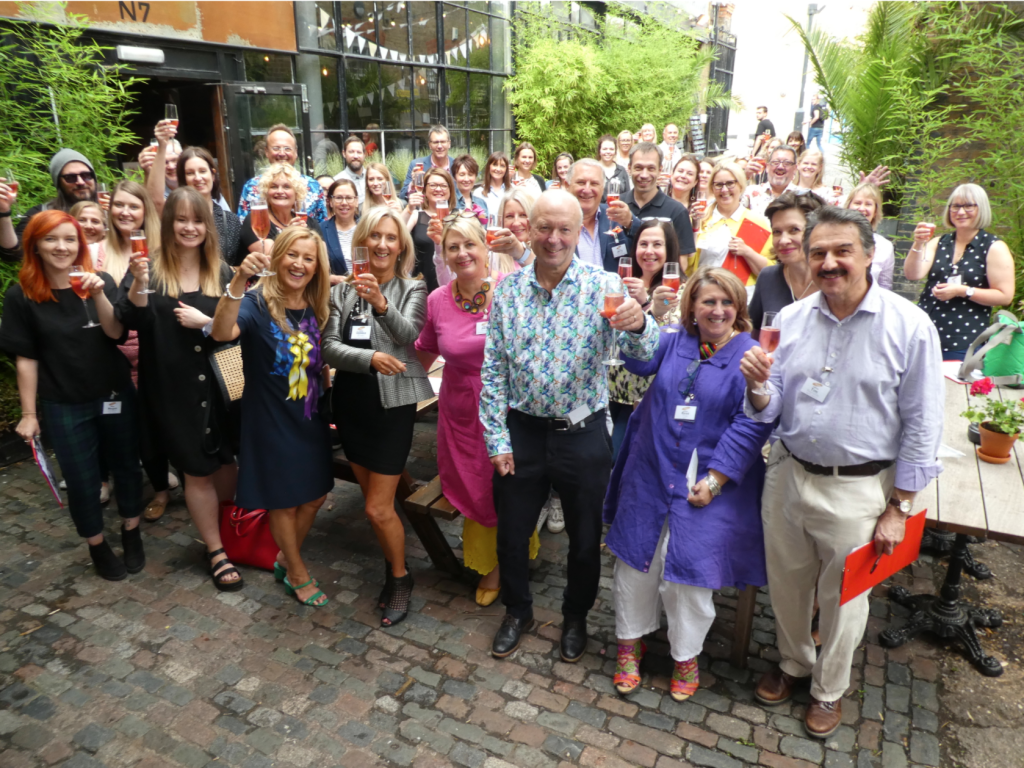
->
[0,418,1014,768]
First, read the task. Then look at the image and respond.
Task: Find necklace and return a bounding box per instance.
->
[699,329,737,359]
[453,279,491,314]
[785,268,815,302]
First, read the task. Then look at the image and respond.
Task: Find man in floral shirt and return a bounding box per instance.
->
[236,124,327,223]
[480,189,659,662]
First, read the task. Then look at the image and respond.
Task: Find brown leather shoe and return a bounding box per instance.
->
[805,697,842,738]
[754,667,803,706]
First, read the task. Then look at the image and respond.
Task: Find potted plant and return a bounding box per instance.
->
[960,377,1024,464]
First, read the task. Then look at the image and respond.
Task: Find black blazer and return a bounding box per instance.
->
[309,217,350,275]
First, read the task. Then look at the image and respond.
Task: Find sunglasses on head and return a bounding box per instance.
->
[442,210,478,223]
[61,171,95,183]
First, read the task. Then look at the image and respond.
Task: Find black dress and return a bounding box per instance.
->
[239,214,284,253]
[213,207,243,267]
[116,265,236,477]
[332,316,417,475]
[410,211,439,293]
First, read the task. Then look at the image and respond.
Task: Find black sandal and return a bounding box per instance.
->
[207,548,244,592]
[381,571,414,628]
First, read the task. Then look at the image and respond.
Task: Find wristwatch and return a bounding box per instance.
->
[965,286,975,299]
[888,496,912,516]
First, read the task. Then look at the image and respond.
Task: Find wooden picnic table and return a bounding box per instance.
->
[879,374,1024,676]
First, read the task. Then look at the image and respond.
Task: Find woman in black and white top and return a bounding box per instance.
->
[404,167,456,292]
[309,178,357,284]
[903,184,1015,360]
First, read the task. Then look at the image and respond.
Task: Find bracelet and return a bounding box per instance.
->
[0,210,11,218]
[705,474,722,497]
[224,285,245,301]
[515,247,531,266]
[21,412,36,416]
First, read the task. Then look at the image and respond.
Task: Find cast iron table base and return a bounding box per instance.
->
[920,529,992,580]
[879,532,1003,676]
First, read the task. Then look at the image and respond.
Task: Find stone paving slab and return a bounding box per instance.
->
[0,419,1010,767]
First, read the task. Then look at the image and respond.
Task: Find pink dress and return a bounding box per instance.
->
[415,278,503,527]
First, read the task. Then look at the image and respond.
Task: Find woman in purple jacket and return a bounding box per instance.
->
[604,267,773,701]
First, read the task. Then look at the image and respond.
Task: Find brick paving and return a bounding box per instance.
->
[0,417,977,767]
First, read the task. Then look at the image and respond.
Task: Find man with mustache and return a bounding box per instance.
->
[741,145,800,218]
[739,205,943,740]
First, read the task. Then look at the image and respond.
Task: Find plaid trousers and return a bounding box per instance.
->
[41,387,143,538]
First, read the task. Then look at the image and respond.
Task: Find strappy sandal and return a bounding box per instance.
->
[207,548,244,592]
[381,572,414,627]
[614,640,646,695]
[284,576,329,607]
[670,657,700,702]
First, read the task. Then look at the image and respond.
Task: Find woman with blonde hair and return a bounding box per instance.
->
[70,201,106,266]
[794,150,833,202]
[212,227,334,606]
[239,163,308,254]
[415,215,540,606]
[688,160,774,292]
[322,207,432,627]
[118,186,240,583]
[844,182,894,290]
[484,187,537,274]
[362,162,402,217]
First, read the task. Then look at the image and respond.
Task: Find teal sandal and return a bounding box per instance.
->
[283,576,329,607]
[276,560,318,587]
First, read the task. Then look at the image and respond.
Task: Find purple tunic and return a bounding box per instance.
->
[603,328,773,589]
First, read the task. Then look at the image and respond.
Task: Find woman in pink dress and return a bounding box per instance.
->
[415,214,538,606]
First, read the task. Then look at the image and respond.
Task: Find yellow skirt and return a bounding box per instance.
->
[463,517,540,576]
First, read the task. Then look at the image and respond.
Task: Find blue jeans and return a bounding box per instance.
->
[808,125,824,152]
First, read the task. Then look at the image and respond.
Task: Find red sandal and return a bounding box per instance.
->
[614,640,646,695]
[671,657,699,701]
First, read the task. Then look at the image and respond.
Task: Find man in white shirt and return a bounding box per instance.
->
[566,159,621,270]
[335,136,366,204]
[741,146,800,217]
[740,205,943,740]
[658,123,683,171]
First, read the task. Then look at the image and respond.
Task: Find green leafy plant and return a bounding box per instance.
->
[961,377,1024,436]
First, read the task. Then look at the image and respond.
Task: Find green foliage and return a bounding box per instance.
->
[0,5,145,213]
[505,8,735,174]
[962,385,1024,436]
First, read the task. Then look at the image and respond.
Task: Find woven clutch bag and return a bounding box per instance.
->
[210,343,245,404]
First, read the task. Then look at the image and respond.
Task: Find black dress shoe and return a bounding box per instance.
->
[561,617,588,662]
[492,614,536,658]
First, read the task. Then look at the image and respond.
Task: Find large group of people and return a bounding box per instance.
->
[0,114,1015,741]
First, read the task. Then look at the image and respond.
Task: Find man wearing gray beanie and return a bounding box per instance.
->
[0,149,97,262]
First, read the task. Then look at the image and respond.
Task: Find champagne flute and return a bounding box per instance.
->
[97,182,110,210]
[295,200,309,226]
[381,179,393,204]
[606,178,622,206]
[165,104,179,128]
[661,262,681,293]
[352,246,370,320]
[250,200,276,277]
[130,230,156,294]
[69,265,101,329]
[4,168,18,197]
[618,257,633,280]
[411,170,425,210]
[752,311,780,396]
[600,275,625,367]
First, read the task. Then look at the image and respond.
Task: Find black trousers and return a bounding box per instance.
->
[494,409,612,621]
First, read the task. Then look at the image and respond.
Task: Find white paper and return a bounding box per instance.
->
[686,448,699,493]
[938,443,966,458]
[428,377,442,395]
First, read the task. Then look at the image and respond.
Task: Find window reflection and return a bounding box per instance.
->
[443,4,467,65]
[340,1,378,56]
[345,59,381,130]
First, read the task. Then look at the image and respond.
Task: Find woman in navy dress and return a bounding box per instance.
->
[212,227,334,607]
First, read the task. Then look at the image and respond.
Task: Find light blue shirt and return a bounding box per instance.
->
[744,281,943,492]
[576,219,604,269]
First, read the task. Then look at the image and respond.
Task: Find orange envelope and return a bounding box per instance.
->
[724,218,771,285]
[840,510,927,606]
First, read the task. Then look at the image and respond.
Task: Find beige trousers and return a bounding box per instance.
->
[762,441,895,702]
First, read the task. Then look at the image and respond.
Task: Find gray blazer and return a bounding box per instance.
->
[322,277,434,409]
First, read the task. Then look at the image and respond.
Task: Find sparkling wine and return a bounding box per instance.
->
[606,193,619,205]
[296,212,308,225]
[168,119,179,128]
[130,235,148,260]
[251,205,270,240]
[486,227,500,245]
[618,264,632,280]
[600,294,624,319]
[353,261,370,278]
[7,181,17,195]
[69,274,90,300]
[662,276,681,292]
[759,326,781,354]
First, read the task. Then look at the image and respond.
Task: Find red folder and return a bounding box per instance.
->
[839,509,927,605]
[724,218,771,285]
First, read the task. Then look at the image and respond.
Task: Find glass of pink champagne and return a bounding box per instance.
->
[600,275,625,367]
[753,311,780,396]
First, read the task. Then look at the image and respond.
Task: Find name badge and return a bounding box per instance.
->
[475,321,488,335]
[674,404,697,421]
[102,401,122,415]
[947,274,962,286]
[349,324,372,341]
[612,244,628,258]
[566,404,591,426]
[800,378,831,403]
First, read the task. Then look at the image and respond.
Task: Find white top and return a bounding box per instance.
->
[871,232,895,291]
[336,223,355,272]
[476,184,506,218]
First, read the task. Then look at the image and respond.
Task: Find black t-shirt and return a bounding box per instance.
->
[810,103,825,127]
[410,211,439,293]
[755,119,775,139]
[622,189,696,255]
[239,213,284,253]
[0,273,130,403]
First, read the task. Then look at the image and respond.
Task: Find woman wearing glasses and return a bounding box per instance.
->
[405,167,457,292]
[903,184,1015,360]
[688,161,774,292]
[309,179,358,284]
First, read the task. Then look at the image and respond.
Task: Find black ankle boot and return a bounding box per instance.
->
[381,571,414,628]
[378,558,393,610]
[121,524,146,574]
[89,540,127,581]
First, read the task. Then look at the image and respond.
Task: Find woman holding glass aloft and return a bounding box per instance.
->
[361,163,402,217]
[117,187,242,591]
[239,164,308,255]
[604,267,773,701]
[212,227,334,607]
[483,187,538,275]
[322,207,432,627]
[405,167,457,292]
[414,215,540,607]
[0,211,145,581]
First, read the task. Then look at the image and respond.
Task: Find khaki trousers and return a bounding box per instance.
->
[762,441,894,702]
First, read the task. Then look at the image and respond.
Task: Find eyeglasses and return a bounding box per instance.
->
[426,183,450,191]
[429,139,450,146]
[950,203,978,212]
[769,160,796,168]
[60,171,95,183]
[679,359,702,401]
[712,181,737,191]
[442,210,478,223]
[331,195,356,203]
[268,146,295,153]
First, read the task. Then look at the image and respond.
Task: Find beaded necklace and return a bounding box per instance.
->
[453,279,491,314]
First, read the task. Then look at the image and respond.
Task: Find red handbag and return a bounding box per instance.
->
[219,501,276,571]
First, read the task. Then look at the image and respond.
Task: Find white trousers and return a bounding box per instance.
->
[612,520,716,662]
[762,441,895,701]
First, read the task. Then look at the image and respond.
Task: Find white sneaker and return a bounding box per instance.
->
[99,483,110,504]
[167,472,180,491]
[546,500,565,534]
[536,501,550,533]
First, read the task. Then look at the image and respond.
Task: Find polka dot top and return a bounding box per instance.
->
[918,229,997,353]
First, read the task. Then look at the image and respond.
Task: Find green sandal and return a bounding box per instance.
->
[283,576,329,607]
[276,561,319,587]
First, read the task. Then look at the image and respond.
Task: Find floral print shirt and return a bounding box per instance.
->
[236,174,327,223]
[480,259,660,456]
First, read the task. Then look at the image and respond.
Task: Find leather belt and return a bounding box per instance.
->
[512,408,605,433]
[781,441,893,477]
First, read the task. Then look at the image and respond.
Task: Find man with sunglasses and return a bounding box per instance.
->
[741,146,800,218]
[1,149,97,262]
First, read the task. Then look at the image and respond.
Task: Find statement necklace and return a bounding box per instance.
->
[454,279,491,314]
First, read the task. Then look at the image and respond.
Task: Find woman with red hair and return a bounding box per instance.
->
[0,211,145,580]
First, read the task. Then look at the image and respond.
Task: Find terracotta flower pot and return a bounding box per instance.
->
[977,422,1019,464]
